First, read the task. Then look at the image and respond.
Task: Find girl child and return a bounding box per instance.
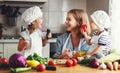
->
[18,6,52,57]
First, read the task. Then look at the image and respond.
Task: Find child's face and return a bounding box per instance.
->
[32,17,43,29]
[65,13,78,32]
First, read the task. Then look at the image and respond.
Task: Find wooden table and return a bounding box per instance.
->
[0,64,120,73]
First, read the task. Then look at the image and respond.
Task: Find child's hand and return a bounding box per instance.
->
[84,54,91,58]
[81,28,87,35]
[22,39,29,50]
[80,24,87,36]
[46,29,52,39]
[80,24,87,32]
[76,57,84,62]
[47,32,52,39]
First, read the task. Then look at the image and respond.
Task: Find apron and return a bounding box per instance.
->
[62,33,81,57]
[21,30,42,58]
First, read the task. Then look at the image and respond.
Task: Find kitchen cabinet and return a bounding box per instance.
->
[42,43,50,58]
[4,43,19,59]
[3,43,50,59]
[0,44,4,58]
[0,39,50,59]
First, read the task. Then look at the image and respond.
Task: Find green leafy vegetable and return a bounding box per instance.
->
[78,57,94,66]
[27,53,50,64]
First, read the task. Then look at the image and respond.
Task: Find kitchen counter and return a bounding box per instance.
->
[0,39,19,43]
[0,38,57,43]
[0,64,120,73]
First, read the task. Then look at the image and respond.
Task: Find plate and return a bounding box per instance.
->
[54,59,67,65]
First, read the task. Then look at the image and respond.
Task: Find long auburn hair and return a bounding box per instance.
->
[68,9,91,37]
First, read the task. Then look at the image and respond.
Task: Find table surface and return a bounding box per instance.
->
[0,64,120,73]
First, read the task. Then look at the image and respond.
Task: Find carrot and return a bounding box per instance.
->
[118,64,120,69]
[106,61,113,70]
[113,62,118,70]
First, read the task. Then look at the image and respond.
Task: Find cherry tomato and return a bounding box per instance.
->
[72,58,77,66]
[0,57,8,63]
[66,60,73,67]
[48,60,56,66]
[81,24,87,32]
[36,64,46,71]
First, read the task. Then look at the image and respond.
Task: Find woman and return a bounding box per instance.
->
[18,6,52,58]
[53,9,91,59]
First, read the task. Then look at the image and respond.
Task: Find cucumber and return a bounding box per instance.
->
[45,65,56,71]
[10,67,31,73]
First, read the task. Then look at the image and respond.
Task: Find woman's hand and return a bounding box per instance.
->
[62,49,72,59]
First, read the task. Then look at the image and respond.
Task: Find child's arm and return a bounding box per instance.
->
[18,37,29,51]
[42,29,52,46]
[83,32,91,45]
[84,45,104,58]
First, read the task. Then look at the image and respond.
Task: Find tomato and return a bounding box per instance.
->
[72,58,77,66]
[48,60,56,66]
[36,64,46,71]
[66,60,73,67]
[0,57,8,63]
[81,24,87,32]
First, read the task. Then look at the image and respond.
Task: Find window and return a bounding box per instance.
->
[109,0,120,49]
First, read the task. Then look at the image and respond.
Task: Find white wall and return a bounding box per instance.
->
[0,0,87,36]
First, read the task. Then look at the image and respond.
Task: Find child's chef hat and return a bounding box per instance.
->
[90,10,111,30]
[22,6,43,24]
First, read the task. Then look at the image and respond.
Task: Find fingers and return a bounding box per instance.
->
[62,49,72,59]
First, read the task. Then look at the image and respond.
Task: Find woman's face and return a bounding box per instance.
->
[65,13,78,32]
[32,17,43,29]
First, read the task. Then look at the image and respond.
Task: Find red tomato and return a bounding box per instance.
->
[81,24,87,32]
[66,60,73,67]
[48,60,56,66]
[72,58,77,66]
[36,64,46,71]
[0,57,8,63]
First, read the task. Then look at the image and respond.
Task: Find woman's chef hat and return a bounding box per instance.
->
[90,10,111,30]
[22,6,43,25]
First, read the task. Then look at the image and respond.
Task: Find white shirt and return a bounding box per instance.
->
[19,29,43,57]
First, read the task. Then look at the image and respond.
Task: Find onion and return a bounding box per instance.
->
[89,58,100,68]
[9,53,27,68]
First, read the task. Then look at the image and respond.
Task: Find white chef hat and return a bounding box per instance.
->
[22,6,43,25]
[90,10,111,30]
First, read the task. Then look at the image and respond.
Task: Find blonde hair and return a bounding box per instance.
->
[68,9,91,35]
